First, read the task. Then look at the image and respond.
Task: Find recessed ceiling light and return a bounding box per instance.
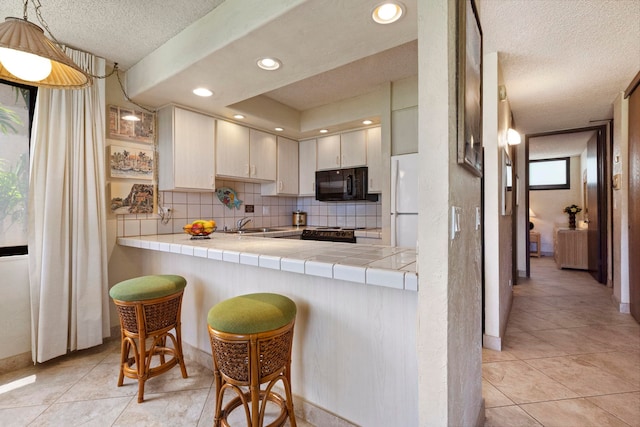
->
[319,129,328,134]
[362,119,373,125]
[233,114,245,119]
[372,2,405,24]
[193,87,213,97]
[275,127,284,132]
[257,57,282,71]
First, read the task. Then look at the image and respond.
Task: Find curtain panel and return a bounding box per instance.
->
[28,48,110,363]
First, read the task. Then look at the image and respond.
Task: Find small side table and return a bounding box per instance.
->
[529,231,541,257]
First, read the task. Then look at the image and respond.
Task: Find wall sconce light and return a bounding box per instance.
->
[507,128,521,145]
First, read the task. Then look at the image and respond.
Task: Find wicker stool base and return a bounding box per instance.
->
[220,390,289,427]
[209,320,296,427]
[113,291,188,403]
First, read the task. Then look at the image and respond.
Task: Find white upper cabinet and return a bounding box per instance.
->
[261,136,298,196]
[298,139,317,196]
[216,120,249,179]
[249,129,277,181]
[340,129,367,168]
[158,105,215,191]
[316,130,367,170]
[366,127,382,193]
[316,134,341,170]
[215,121,276,182]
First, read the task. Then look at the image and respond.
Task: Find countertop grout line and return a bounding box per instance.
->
[118,233,417,291]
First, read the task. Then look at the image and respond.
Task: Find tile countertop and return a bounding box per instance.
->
[117,230,418,291]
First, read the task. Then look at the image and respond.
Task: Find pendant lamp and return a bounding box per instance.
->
[0,15,90,88]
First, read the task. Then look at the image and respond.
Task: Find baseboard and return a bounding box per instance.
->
[0,351,32,375]
[517,269,527,278]
[475,398,486,427]
[482,334,502,351]
[611,294,631,313]
[181,341,357,426]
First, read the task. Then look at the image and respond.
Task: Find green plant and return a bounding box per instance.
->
[0,97,28,234]
[0,105,22,134]
[0,154,27,230]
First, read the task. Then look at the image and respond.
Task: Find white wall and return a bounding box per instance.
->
[529,155,583,254]
[482,52,514,351]
[417,0,483,425]
[612,92,630,310]
[0,256,31,362]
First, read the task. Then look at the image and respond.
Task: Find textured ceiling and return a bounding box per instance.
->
[0,0,638,144]
[529,131,595,160]
[0,0,226,69]
[479,0,640,135]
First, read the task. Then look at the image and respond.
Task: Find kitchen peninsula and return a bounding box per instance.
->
[117,232,419,426]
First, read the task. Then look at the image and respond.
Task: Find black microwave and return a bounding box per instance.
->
[315,167,378,202]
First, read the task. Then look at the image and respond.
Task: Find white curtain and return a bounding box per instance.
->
[28,48,110,363]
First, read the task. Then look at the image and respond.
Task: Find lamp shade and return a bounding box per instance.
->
[0,17,90,88]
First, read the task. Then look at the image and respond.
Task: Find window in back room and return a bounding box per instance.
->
[529,157,570,191]
[0,80,36,256]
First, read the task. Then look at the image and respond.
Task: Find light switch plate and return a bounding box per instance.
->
[451,206,461,240]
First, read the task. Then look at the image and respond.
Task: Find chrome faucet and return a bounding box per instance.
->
[236,216,252,231]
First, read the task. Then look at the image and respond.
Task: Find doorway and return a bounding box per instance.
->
[524,125,609,284]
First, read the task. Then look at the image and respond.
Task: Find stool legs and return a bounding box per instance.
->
[113,291,188,403]
[209,322,296,427]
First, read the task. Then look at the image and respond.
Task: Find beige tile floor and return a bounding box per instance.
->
[2,256,638,426]
[484,256,640,427]
[0,338,313,426]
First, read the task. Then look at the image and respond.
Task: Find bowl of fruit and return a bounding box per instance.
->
[183,219,217,239]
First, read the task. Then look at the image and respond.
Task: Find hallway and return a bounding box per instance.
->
[483,257,640,426]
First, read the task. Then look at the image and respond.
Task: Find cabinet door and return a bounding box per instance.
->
[366,127,382,193]
[216,120,250,178]
[316,134,341,170]
[298,139,317,196]
[249,129,277,181]
[158,106,215,191]
[276,136,298,194]
[340,129,367,167]
[391,106,418,155]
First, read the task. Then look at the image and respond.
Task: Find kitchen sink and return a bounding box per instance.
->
[224,227,275,234]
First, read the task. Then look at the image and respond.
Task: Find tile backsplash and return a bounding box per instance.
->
[116,180,381,237]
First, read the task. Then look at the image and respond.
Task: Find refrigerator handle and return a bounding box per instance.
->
[392,158,400,213]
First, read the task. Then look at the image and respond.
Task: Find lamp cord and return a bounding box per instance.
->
[25,0,155,113]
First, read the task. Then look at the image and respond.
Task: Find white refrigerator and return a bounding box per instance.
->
[391,153,419,248]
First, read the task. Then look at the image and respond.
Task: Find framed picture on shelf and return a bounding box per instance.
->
[456,0,483,177]
[110,182,155,214]
[109,144,154,180]
[108,105,155,144]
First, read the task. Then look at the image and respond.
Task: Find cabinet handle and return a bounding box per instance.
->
[245,164,250,176]
[278,181,283,191]
[336,155,340,166]
[251,165,256,176]
[370,178,373,188]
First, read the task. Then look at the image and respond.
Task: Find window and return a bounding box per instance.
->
[529,157,570,191]
[0,80,36,256]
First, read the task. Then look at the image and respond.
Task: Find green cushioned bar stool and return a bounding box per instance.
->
[207,293,297,427]
[109,275,188,403]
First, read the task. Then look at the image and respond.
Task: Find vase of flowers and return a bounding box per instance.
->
[563,204,582,229]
